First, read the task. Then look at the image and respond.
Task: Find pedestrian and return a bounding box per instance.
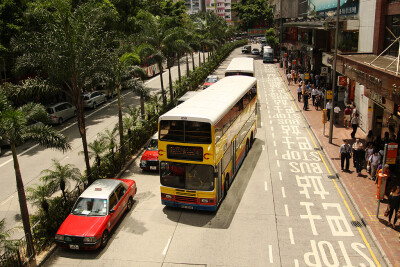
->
[365,143,374,171]
[386,186,400,228]
[333,104,341,124]
[297,83,302,102]
[344,105,352,128]
[303,90,309,110]
[311,86,317,106]
[339,139,352,171]
[287,72,292,85]
[365,130,374,146]
[352,138,361,168]
[351,104,358,117]
[315,95,321,111]
[350,114,359,139]
[293,70,298,84]
[355,143,365,175]
[367,150,381,180]
[326,100,332,121]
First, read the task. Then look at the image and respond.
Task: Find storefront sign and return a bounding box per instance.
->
[326,90,332,100]
[321,66,328,76]
[370,90,383,105]
[343,64,383,92]
[305,73,310,80]
[316,1,359,17]
[338,76,347,86]
[322,53,333,67]
[386,143,398,164]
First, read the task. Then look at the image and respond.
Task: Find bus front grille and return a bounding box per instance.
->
[176,189,196,197]
[175,195,197,203]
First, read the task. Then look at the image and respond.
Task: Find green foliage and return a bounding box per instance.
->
[232,0,274,31]
[265,28,279,50]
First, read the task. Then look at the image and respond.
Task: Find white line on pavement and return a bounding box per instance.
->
[0,195,14,206]
[278,172,283,181]
[273,141,276,147]
[294,259,299,267]
[162,237,172,255]
[284,204,289,216]
[262,145,265,151]
[281,187,286,198]
[276,160,280,167]
[269,245,273,263]
[264,181,268,191]
[289,228,295,244]
[275,150,277,156]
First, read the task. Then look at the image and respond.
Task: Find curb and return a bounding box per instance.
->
[275,65,392,267]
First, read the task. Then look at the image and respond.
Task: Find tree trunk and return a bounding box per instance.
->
[11,142,36,263]
[140,96,145,120]
[76,95,92,184]
[117,85,125,162]
[168,61,173,102]
[198,50,201,65]
[186,54,190,76]
[158,62,166,106]
[202,47,205,63]
[191,52,195,71]
[177,55,182,84]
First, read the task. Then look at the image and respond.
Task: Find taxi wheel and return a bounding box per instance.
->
[126,197,133,212]
[100,230,109,248]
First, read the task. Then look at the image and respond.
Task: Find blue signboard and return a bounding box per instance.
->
[309,0,359,17]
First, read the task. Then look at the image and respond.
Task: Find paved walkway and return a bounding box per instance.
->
[276,64,400,267]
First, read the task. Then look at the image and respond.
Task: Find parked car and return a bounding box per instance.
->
[98,87,118,99]
[251,48,260,55]
[46,102,76,125]
[241,45,251,54]
[203,75,218,89]
[55,178,137,250]
[83,91,107,109]
[140,133,159,171]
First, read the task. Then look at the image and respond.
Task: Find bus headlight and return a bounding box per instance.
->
[165,194,173,199]
[201,199,209,203]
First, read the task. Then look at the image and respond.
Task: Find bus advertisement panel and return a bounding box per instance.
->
[158,76,258,211]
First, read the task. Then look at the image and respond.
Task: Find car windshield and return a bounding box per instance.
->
[146,139,158,151]
[160,162,214,191]
[72,198,107,216]
[205,77,217,83]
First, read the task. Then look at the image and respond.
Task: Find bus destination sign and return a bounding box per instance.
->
[167,145,203,161]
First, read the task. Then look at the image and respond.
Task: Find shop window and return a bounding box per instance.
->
[384,15,400,57]
[339,31,359,52]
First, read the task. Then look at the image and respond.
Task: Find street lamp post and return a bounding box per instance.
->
[329,0,341,144]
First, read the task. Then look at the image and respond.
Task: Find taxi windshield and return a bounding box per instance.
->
[146,139,158,151]
[72,198,107,216]
[205,77,217,83]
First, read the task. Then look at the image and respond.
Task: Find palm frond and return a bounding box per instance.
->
[24,124,71,152]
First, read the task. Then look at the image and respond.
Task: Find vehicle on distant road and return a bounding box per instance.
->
[263,46,274,63]
[241,45,251,54]
[251,48,259,55]
[140,133,159,171]
[83,91,107,109]
[225,57,255,77]
[55,178,137,250]
[46,102,76,125]
[203,75,218,89]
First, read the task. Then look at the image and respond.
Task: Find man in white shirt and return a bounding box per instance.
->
[311,87,317,106]
[297,84,302,102]
[326,100,332,121]
[333,104,341,124]
[339,140,352,171]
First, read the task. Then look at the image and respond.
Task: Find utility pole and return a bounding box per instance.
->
[328,0,340,144]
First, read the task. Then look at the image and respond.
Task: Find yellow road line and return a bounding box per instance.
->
[277,73,382,267]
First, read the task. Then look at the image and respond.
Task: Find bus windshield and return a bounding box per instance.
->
[159,120,212,144]
[160,162,214,191]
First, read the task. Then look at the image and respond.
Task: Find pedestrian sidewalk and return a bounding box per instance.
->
[276,64,399,267]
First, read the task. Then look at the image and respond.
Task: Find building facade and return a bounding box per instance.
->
[278,0,400,138]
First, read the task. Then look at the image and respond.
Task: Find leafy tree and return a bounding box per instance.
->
[0,92,70,262]
[13,0,119,184]
[26,182,53,215]
[40,159,82,203]
[85,139,108,167]
[232,0,274,31]
[129,79,150,119]
[265,28,279,50]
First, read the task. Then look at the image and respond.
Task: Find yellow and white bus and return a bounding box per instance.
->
[158,76,257,211]
[224,57,255,77]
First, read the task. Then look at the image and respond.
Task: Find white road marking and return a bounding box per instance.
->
[289,228,295,244]
[0,195,14,206]
[0,159,13,168]
[284,204,289,216]
[262,145,265,150]
[281,187,286,198]
[264,181,268,191]
[269,245,273,263]
[294,259,299,267]
[273,141,276,147]
[261,122,263,127]
[270,120,272,124]
[278,172,283,181]
[270,126,274,131]
[162,237,172,255]
[274,149,278,156]
[276,160,280,167]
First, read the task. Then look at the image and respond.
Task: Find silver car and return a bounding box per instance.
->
[46,102,76,125]
[83,91,107,109]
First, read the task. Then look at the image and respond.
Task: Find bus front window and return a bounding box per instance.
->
[160,162,214,191]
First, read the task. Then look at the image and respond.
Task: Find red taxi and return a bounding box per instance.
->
[55,178,137,250]
[202,75,218,89]
[140,133,159,171]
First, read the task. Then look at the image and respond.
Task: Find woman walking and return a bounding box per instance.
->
[386,186,400,228]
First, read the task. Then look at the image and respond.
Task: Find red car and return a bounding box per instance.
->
[55,178,137,250]
[140,133,159,171]
[202,75,218,89]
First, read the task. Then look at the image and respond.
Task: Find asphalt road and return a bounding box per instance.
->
[0,52,207,236]
[43,48,388,266]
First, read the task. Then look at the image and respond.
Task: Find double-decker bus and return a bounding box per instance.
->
[224,57,255,77]
[158,76,258,211]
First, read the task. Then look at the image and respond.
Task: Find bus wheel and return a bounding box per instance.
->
[246,140,249,155]
[250,133,254,146]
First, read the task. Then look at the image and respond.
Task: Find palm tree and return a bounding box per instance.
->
[130,79,150,119]
[99,126,118,166]
[0,94,70,262]
[40,159,82,203]
[26,183,53,215]
[86,139,107,167]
